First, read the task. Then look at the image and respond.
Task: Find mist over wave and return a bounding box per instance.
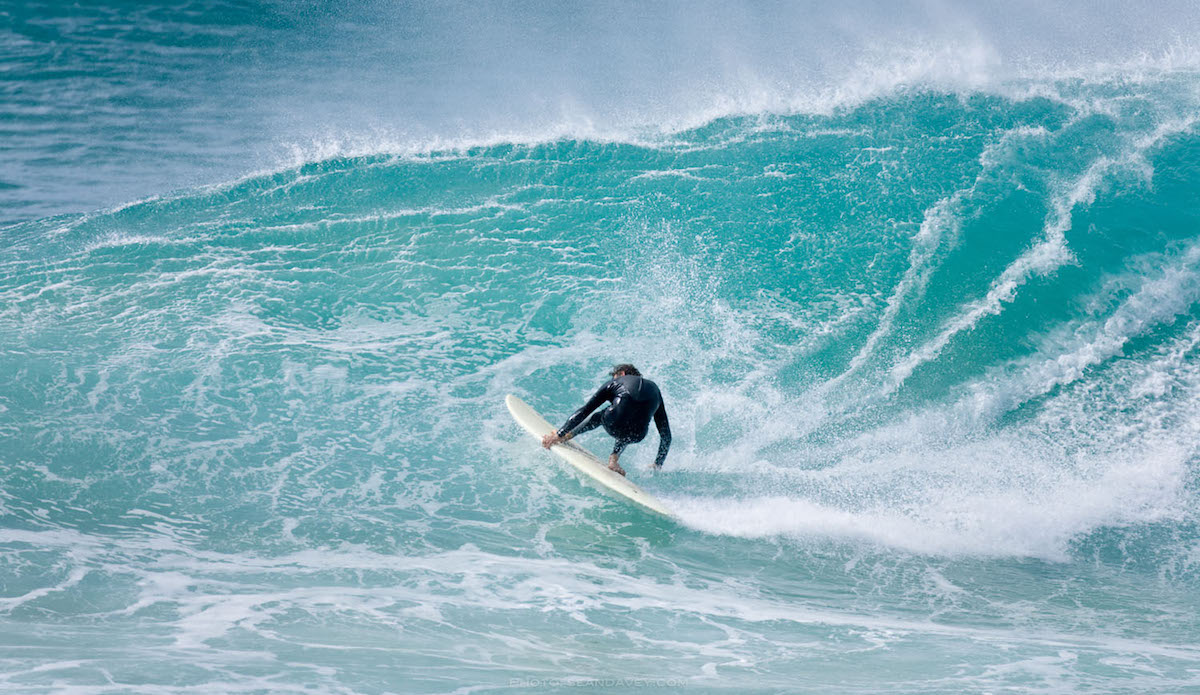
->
[5,0,1200,222]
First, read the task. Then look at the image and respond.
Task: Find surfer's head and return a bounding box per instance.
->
[610,363,641,378]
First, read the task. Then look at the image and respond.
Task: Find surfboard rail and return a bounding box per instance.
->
[505,394,674,518]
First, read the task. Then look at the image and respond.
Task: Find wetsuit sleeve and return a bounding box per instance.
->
[557,381,615,437]
[653,401,671,468]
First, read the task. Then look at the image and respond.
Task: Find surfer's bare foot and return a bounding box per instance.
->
[608,462,626,476]
[541,432,560,449]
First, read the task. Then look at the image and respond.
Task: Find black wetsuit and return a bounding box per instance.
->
[557,375,671,467]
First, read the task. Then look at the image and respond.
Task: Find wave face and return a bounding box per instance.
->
[5,3,1200,694]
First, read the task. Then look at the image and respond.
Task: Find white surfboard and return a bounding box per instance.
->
[506,394,674,518]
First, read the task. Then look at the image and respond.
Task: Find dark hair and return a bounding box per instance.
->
[610,363,641,377]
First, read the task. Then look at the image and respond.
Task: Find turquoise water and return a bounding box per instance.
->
[4,2,1200,693]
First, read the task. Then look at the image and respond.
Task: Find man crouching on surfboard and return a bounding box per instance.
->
[541,364,671,477]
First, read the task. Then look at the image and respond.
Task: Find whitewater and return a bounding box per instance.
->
[4,2,1200,693]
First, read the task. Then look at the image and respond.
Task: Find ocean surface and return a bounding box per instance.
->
[4,2,1200,693]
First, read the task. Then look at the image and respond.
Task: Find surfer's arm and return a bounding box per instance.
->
[652,402,671,468]
[556,381,615,437]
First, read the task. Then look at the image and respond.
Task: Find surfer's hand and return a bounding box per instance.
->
[541,432,560,449]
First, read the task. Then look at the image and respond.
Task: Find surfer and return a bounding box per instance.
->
[541,364,671,477]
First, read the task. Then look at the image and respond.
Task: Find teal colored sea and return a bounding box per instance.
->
[4,2,1200,693]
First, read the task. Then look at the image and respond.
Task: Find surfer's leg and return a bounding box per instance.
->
[547,408,607,448]
[566,408,608,440]
[607,453,626,477]
[607,439,630,476]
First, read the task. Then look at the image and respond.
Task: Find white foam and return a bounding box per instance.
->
[671,430,1189,561]
[887,116,1198,392]
[81,232,178,253]
[826,125,1053,392]
[107,543,1200,662]
[965,240,1200,419]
